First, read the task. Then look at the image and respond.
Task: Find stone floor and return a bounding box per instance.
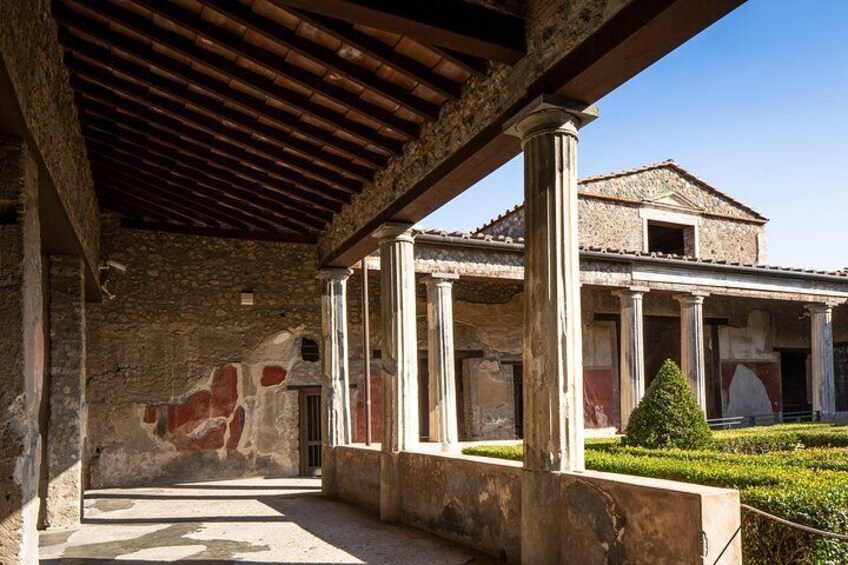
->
[39,477,503,564]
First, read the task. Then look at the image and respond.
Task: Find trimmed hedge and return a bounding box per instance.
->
[464,423,848,564]
[623,360,713,450]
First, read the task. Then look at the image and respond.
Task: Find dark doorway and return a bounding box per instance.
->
[455,357,466,441]
[644,317,681,386]
[418,358,429,441]
[780,351,810,413]
[513,364,524,439]
[299,388,322,476]
[837,344,848,412]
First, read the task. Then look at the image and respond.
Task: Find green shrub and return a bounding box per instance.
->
[623,360,713,450]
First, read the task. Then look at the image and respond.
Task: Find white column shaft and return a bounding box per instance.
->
[676,294,707,412]
[319,269,352,449]
[425,275,458,449]
[808,304,836,416]
[617,289,646,430]
[377,224,419,452]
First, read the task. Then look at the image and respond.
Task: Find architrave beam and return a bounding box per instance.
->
[270,0,525,64]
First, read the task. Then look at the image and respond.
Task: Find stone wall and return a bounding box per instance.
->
[0,0,100,273]
[478,163,767,264]
[86,227,323,488]
[330,446,741,564]
[0,139,45,564]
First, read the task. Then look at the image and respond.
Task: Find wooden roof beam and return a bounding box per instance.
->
[68,61,363,194]
[91,163,285,233]
[196,0,443,118]
[270,0,526,64]
[83,120,339,221]
[92,160,301,235]
[80,106,349,208]
[65,0,421,141]
[55,11,393,166]
[282,7,463,100]
[85,137,328,232]
[95,172,246,230]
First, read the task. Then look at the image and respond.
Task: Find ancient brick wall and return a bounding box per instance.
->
[86,226,323,488]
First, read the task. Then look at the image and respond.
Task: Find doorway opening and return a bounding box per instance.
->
[299,387,322,476]
[780,350,810,413]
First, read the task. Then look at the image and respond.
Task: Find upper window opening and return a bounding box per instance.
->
[647,222,688,255]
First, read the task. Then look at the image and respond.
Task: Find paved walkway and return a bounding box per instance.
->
[40,477,502,564]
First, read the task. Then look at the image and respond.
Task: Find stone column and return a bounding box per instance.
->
[318,268,353,497]
[374,222,418,522]
[504,95,598,564]
[615,287,648,430]
[807,303,836,418]
[423,273,459,450]
[0,138,45,565]
[675,293,709,412]
[44,255,86,528]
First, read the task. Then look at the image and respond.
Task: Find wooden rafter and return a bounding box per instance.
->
[80,102,347,206]
[86,139,327,232]
[68,63,362,194]
[52,0,485,242]
[196,0,443,118]
[59,0,410,146]
[282,7,463,100]
[270,0,526,64]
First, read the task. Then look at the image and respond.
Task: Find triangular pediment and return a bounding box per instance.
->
[642,190,703,213]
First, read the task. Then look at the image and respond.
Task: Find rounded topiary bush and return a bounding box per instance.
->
[623,359,713,450]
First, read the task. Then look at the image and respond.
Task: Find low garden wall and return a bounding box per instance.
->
[332,445,741,563]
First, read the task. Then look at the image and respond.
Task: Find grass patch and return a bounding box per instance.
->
[464,423,848,564]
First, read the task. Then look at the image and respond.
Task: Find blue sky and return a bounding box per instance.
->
[421,0,848,270]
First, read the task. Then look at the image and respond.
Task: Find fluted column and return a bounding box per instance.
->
[505,95,598,564]
[807,303,836,418]
[374,222,418,522]
[616,287,648,430]
[424,273,459,450]
[675,292,709,412]
[317,268,353,497]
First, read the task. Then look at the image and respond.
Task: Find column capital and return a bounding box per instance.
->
[613,286,650,299]
[674,292,709,305]
[806,302,837,314]
[422,272,459,287]
[503,94,598,142]
[316,268,353,281]
[373,222,415,244]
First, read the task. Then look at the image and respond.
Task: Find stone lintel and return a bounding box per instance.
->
[503,94,599,140]
[316,268,354,280]
[373,222,416,243]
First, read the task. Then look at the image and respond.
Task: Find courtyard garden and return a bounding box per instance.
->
[465,362,848,564]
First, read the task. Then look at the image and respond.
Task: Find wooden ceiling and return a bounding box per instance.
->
[53,0,525,243]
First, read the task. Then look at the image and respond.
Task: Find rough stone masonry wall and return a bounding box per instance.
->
[86,226,323,488]
[0,0,100,271]
[44,255,85,528]
[479,165,767,263]
[0,139,45,564]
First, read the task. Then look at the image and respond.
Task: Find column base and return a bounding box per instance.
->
[380,451,402,522]
[521,469,563,564]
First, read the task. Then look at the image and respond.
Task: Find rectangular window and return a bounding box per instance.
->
[647,221,695,256]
